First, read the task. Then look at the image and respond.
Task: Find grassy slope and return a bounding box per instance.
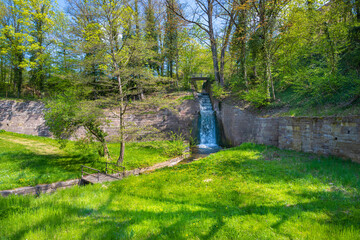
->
[0,132,182,190]
[226,88,360,117]
[265,88,360,117]
[1,143,360,239]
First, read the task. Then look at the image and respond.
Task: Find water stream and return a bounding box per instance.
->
[181,93,221,163]
[198,93,220,150]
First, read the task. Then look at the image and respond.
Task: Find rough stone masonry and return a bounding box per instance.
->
[0,99,200,141]
[213,100,360,163]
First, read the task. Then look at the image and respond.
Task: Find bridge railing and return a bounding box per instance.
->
[81,165,101,182]
[190,73,211,79]
[81,162,125,181]
[105,162,125,178]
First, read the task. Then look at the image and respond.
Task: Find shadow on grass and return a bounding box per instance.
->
[0,151,99,189]
[2,144,360,239]
[210,144,360,189]
[3,186,359,240]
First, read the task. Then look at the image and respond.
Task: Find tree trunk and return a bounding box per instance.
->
[220,47,226,85]
[207,3,222,86]
[103,141,111,159]
[265,53,271,101]
[14,67,22,98]
[175,56,179,89]
[242,54,248,91]
[264,36,271,101]
[118,141,125,164]
[270,66,275,100]
[117,75,125,165]
[220,21,233,87]
[210,40,221,85]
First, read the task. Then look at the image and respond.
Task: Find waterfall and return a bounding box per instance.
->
[198,93,219,149]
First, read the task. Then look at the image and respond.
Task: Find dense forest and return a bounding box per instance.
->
[1,0,359,106]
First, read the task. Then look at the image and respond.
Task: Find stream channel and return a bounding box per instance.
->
[181,93,221,163]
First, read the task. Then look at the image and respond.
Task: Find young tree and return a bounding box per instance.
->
[44,89,112,158]
[68,0,152,165]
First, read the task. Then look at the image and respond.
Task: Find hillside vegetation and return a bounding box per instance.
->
[1,143,360,239]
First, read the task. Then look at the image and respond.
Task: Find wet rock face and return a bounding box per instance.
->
[214,100,360,163]
[0,99,200,141]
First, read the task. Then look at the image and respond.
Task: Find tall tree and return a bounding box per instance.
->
[164,0,179,78]
[0,0,31,97]
[28,0,55,95]
[144,0,160,74]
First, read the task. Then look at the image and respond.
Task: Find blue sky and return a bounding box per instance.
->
[57,0,66,10]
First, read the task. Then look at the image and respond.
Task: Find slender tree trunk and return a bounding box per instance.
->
[270,66,275,100]
[103,141,111,159]
[239,6,248,91]
[210,38,221,85]
[220,21,233,86]
[264,39,271,101]
[220,47,226,83]
[241,53,248,91]
[14,67,22,98]
[207,2,222,86]
[175,56,179,89]
[117,75,125,165]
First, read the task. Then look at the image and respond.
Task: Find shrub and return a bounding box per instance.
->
[211,82,229,100]
[163,132,187,157]
[243,88,270,108]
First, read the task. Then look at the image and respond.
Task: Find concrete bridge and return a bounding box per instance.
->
[190,73,211,81]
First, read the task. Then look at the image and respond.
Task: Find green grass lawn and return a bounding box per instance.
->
[0,131,184,190]
[1,143,360,239]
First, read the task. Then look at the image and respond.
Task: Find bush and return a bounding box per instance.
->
[243,88,270,108]
[163,132,187,157]
[211,82,229,100]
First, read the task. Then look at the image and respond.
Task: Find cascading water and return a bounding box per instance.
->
[198,93,220,151]
[178,93,221,164]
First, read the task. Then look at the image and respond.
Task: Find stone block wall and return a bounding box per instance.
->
[213,100,360,163]
[0,100,200,141]
[0,101,50,137]
[278,117,360,162]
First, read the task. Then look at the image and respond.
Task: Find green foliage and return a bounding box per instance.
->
[1,143,360,239]
[188,128,197,147]
[211,82,229,100]
[44,89,108,153]
[243,88,270,108]
[224,0,360,112]
[163,132,187,157]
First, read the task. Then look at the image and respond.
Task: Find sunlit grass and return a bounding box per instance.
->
[1,143,359,239]
[0,132,183,190]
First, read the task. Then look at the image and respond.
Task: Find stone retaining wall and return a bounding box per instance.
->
[0,179,80,197]
[213,100,360,163]
[0,99,199,140]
